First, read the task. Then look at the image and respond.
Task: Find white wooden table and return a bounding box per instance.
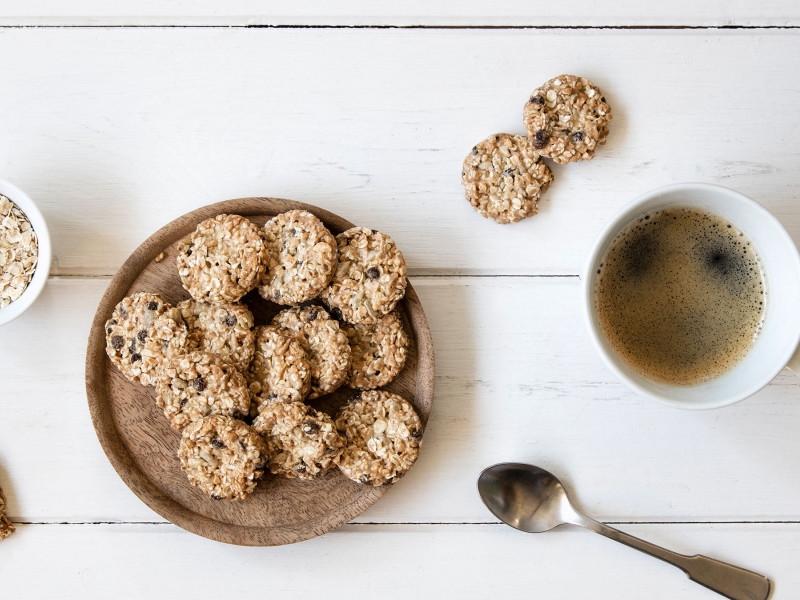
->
[2,3,800,597]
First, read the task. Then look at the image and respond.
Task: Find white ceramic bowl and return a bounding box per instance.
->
[0,178,51,326]
[583,183,800,410]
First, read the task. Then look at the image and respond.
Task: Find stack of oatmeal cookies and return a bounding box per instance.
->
[105,210,423,501]
[462,74,613,224]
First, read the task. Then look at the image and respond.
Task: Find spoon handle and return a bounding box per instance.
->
[577,516,771,600]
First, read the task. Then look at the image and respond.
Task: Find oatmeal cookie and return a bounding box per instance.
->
[335,390,423,486]
[246,325,311,416]
[105,292,189,386]
[272,306,351,399]
[156,351,251,430]
[178,415,267,500]
[0,195,38,308]
[178,299,255,372]
[258,210,337,305]
[344,311,409,389]
[320,228,407,324]
[252,400,344,480]
[523,74,612,164]
[461,133,554,224]
[0,485,14,541]
[177,214,267,303]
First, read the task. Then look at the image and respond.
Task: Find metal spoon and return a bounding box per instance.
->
[477,463,771,600]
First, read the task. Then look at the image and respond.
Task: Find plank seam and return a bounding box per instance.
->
[0,25,800,30]
[12,520,800,525]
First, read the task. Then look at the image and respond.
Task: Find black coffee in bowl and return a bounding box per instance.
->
[594,206,767,385]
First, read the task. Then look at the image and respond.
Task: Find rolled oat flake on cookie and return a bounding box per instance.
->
[461,133,554,224]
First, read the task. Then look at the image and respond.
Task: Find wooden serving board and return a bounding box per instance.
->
[84,198,435,546]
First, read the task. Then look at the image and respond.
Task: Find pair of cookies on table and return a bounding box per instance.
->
[462,74,613,224]
[104,209,423,500]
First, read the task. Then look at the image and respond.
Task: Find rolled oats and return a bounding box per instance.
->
[246,325,311,416]
[178,298,255,372]
[272,305,351,399]
[0,195,38,308]
[155,351,251,431]
[178,415,267,500]
[344,311,408,389]
[523,74,612,164]
[258,210,337,305]
[0,485,14,541]
[461,133,554,225]
[252,400,344,480]
[105,292,189,386]
[335,390,422,486]
[177,214,267,303]
[320,227,407,324]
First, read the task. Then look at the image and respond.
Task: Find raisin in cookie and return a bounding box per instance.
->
[252,400,344,480]
[523,74,612,164]
[0,485,14,541]
[335,390,423,486]
[258,210,337,305]
[178,299,255,372]
[246,325,311,416]
[272,306,351,399]
[178,415,267,500]
[177,214,267,303]
[320,228,407,324]
[105,292,189,386]
[156,351,251,430]
[344,311,409,389]
[462,133,554,225]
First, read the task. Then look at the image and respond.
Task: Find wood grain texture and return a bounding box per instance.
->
[84,198,434,545]
[4,277,800,524]
[1,523,796,598]
[1,0,799,26]
[1,29,800,276]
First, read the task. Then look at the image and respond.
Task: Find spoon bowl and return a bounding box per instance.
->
[478,463,573,533]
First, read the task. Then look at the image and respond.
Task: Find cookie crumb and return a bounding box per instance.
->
[154,251,166,263]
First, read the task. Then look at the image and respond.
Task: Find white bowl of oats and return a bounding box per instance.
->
[0,178,50,326]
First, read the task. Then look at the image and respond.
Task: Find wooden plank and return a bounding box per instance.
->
[3,278,800,523]
[0,28,799,276]
[1,0,799,26]
[0,522,794,598]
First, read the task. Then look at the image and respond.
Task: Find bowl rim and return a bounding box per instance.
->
[0,177,51,326]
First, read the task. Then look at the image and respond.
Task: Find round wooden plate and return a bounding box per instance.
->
[85,198,435,546]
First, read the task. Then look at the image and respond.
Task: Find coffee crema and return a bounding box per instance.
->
[594,206,766,385]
